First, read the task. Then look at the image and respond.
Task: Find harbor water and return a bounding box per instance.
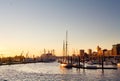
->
[0,62,120,81]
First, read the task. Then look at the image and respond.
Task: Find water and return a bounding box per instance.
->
[0,62,120,81]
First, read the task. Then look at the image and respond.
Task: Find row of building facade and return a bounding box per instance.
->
[79,44,120,56]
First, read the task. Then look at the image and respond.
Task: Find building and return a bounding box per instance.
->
[88,49,92,55]
[97,46,101,52]
[97,46,102,55]
[41,53,56,62]
[104,50,112,56]
[79,49,84,56]
[112,44,120,55]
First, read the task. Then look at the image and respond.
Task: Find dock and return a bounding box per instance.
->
[84,66,117,69]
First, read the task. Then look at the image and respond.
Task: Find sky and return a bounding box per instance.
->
[0,0,120,56]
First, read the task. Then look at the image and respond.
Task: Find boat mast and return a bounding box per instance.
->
[63,40,65,57]
[66,30,68,57]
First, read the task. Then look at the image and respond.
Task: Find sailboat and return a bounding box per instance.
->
[60,31,72,68]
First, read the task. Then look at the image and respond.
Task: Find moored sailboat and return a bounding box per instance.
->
[60,31,72,68]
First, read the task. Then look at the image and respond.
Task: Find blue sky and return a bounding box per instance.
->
[0,0,120,56]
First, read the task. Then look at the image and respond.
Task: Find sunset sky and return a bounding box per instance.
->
[0,0,120,56]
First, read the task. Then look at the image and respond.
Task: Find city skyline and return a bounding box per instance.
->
[0,0,120,56]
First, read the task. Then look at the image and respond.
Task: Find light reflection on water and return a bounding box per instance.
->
[0,62,120,81]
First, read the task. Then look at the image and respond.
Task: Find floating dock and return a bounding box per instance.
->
[73,65,118,69]
[85,66,117,69]
[61,63,118,69]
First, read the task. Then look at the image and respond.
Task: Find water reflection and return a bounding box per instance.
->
[102,69,104,75]
[76,68,80,73]
[60,66,73,74]
[0,62,120,81]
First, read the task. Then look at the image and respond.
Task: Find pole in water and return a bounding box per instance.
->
[102,49,106,71]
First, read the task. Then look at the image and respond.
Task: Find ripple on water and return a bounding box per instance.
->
[0,63,120,81]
